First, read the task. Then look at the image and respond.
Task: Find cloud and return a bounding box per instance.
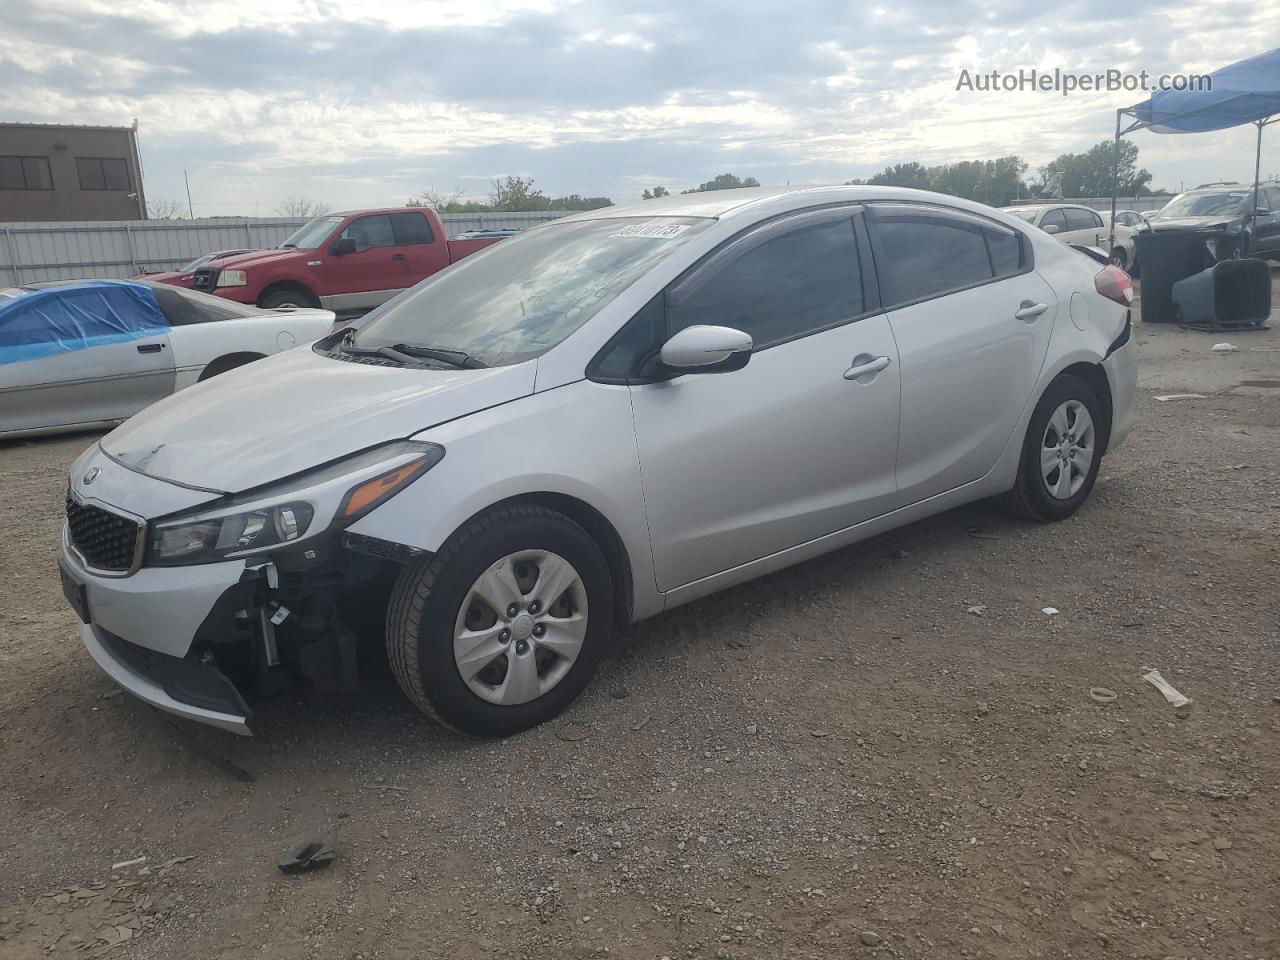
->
[1,0,1277,211]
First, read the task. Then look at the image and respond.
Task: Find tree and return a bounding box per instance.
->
[642,186,671,200]
[548,194,613,211]
[276,195,331,218]
[866,162,931,190]
[1034,140,1152,198]
[489,176,551,211]
[681,173,761,194]
[407,188,464,211]
[146,198,187,219]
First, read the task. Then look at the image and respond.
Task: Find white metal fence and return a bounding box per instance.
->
[0,211,567,286]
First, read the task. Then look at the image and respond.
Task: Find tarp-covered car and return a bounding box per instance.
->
[0,279,334,439]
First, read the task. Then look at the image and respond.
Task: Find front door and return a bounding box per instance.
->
[626,207,901,592]
[865,204,1057,505]
[0,287,174,434]
[323,214,408,307]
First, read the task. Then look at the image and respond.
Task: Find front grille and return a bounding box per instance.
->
[66,494,141,572]
[192,267,218,290]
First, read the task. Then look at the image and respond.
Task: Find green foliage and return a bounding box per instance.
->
[409,179,613,214]
[681,173,761,194]
[1032,140,1153,197]
[642,186,671,200]
[855,157,1029,206]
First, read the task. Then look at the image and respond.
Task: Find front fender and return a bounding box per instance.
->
[345,379,663,620]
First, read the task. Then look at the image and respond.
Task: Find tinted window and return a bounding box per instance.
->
[150,285,260,325]
[76,157,131,191]
[986,228,1024,277]
[1264,188,1280,211]
[392,213,434,245]
[1063,208,1101,231]
[667,216,863,350]
[0,156,52,190]
[590,294,666,382]
[873,218,993,308]
[341,215,397,250]
[1040,209,1068,232]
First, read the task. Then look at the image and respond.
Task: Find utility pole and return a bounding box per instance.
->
[184,169,194,219]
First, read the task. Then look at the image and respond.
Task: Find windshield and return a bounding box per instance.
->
[181,253,215,272]
[280,216,343,249]
[1157,191,1250,219]
[349,217,711,366]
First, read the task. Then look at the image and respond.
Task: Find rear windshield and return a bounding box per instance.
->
[349,217,710,367]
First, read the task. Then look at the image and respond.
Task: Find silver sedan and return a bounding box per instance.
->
[59,186,1136,738]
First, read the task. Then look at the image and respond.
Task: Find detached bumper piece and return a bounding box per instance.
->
[83,624,253,735]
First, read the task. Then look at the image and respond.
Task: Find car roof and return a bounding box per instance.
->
[553,185,1038,228]
[999,202,1094,213]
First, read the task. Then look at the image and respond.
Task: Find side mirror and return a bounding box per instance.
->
[659,325,753,375]
[1042,223,1060,235]
[329,237,358,256]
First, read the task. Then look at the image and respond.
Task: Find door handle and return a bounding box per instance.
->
[1014,300,1048,322]
[136,343,164,354]
[843,355,891,380]
[391,253,406,261]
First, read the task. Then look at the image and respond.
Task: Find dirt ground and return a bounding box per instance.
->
[2,276,1278,960]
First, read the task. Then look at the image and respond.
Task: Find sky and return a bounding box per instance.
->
[2,0,1277,216]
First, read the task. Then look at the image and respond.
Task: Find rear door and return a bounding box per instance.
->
[620,206,901,591]
[1061,207,1107,247]
[865,204,1057,506]
[1256,187,1280,255]
[391,212,450,286]
[0,287,174,434]
[323,214,406,304]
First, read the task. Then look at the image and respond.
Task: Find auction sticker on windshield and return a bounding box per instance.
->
[610,222,692,240]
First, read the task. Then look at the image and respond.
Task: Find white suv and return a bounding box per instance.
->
[60,186,1137,738]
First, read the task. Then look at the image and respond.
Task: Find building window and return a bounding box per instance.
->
[0,156,54,190]
[76,157,131,191]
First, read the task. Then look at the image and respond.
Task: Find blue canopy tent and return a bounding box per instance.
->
[1109,47,1280,252]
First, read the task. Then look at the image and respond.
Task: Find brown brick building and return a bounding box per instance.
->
[0,122,146,222]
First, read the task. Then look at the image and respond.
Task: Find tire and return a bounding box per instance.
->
[1002,374,1105,522]
[259,287,314,310]
[386,504,613,737]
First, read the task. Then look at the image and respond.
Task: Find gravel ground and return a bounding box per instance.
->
[2,278,1278,959]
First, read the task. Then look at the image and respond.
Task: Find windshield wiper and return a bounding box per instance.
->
[279,243,297,249]
[335,339,428,367]
[391,343,488,369]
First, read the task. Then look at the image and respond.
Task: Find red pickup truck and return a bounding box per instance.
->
[192,207,510,314]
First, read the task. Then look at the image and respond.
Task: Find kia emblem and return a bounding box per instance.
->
[83,467,100,485]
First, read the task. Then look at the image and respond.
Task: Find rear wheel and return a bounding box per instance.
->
[1002,374,1104,522]
[386,504,613,737]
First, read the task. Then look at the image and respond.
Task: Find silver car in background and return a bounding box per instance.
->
[58,186,1137,738]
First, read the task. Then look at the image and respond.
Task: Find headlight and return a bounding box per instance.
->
[147,441,443,566]
[217,269,248,287]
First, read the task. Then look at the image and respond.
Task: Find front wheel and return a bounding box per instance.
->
[1002,374,1105,522]
[386,504,613,736]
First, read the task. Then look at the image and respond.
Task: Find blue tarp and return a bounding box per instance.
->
[1130,47,1280,133]
[0,280,169,366]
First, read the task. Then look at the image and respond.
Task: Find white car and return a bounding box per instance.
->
[0,279,334,438]
[59,186,1137,738]
[1003,203,1138,272]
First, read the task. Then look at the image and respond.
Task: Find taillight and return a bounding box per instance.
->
[1094,265,1133,306]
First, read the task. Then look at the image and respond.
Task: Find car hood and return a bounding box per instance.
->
[212,248,306,270]
[1150,216,1239,231]
[100,347,537,495]
[138,270,191,284]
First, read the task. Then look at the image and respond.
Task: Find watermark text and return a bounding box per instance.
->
[956,68,1211,96]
